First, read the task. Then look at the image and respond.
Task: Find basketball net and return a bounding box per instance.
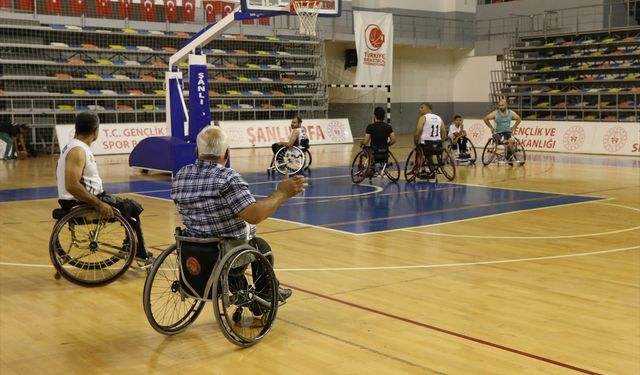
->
[290,0,321,37]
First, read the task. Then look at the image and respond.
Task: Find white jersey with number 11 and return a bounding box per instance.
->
[420,113,443,142]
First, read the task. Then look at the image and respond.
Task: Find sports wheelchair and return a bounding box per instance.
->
[268,140,312,175]
[404,142,456,182]
[481,133,526,166]
[350,146,400,183]
[447,136,477,164]
[49,203,148,287]
[142,229,280,347]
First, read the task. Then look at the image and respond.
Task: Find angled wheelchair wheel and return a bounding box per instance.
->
[463,137,477,164]
[482,137,498,166]
[274,146,304,175]
[513,137,526,165]
[49,205,135,287]
[213,246,279,348]
[302,149,312,171]
[384,151,400,182]
[404,147,422,182]
[350,150,371,184]
[439,148,456,181]
[143,244,206,335]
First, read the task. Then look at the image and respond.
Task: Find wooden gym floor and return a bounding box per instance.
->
[0,136,638,374]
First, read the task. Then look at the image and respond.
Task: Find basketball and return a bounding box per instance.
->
[17,150,28,160]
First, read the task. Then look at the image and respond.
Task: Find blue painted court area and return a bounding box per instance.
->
[1,166,602,234]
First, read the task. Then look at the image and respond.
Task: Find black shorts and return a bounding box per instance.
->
[58,193,143,219]
[421,140,443,156]
[497,132,512,142]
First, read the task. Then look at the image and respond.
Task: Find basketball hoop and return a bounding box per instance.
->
[290,0,321,37]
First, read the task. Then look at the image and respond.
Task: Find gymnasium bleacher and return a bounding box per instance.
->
[492,27,640,122]
[0,21,327,151]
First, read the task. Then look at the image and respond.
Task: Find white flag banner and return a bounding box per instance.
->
[353,11,393,86]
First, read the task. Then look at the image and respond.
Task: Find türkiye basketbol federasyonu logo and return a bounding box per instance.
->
[365,24,385,51]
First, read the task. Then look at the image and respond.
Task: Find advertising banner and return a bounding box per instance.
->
[462,119,639,156]
[219,119,353,148]
[55,123,168,155]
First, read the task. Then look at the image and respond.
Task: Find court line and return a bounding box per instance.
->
[276,245,639,272]
[284,284,603,375]
[5,245,635,271]
[356,199,613,236]
[253,184,384,200]
[318,193,602,229]
[403,201,640,239]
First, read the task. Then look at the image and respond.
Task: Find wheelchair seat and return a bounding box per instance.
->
[373,148,389,164]
[52,208,69,220]
[176,233,253,300]
[300,138,310,150]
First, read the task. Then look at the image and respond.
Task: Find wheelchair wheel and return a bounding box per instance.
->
[302,149,312,171]
[350,150,371,184]
[213,246,278,347]
[274,146,304,175]
[404,147,422,182]
[49,206,135,287]
[463,138,477,164]
[143,244,206,335]
[513,137,526,165]
[439,148,456,181]
[384,151,400,182]
[482,137,498,166]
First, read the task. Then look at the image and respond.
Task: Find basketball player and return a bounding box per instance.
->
[56,112,153,266]
[272,116,308,154]
[361,106,395,151]
[483,99,522,164]
[414,103,446,179]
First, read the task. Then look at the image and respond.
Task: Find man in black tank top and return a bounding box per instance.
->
[361,107,396,163]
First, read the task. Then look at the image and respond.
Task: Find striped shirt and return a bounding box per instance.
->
[171,160,256,239]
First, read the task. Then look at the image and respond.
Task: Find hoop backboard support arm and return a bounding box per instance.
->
[130,7,249,174]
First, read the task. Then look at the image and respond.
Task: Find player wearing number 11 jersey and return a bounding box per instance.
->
[414,103,446,179]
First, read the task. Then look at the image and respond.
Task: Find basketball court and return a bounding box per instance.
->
[1,137,639,374]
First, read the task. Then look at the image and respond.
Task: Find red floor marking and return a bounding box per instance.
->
[286,284,602,375]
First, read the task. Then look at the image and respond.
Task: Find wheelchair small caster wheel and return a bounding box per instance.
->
[232,307,243,323]
[54,272,61,280]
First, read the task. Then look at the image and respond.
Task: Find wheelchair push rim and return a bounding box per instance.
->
[404,147,423,182]
[482,137,498,166]
[274,146,305,175]
[350,150,371,184]
[49,205,136,287]
[384,151,400,182]
[439,148,456,181]
[213,246,279,347]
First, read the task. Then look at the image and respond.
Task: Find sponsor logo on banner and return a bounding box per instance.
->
[562,125,587,151]
[219,119,353,148]
[354,11,393,86]
[55,123,167,155]
[466,122,486,145]
[602,126,627,152]
[326,120,349,142]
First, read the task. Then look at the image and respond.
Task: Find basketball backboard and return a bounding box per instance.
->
[240,0,341,17]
